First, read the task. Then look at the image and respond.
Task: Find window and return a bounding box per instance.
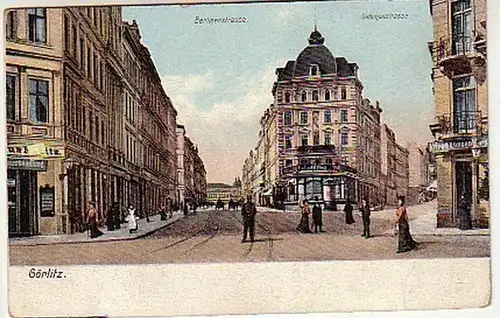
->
[284,111,292,125]
[87,46,92,77]
[101,119,105,144]
[95,116,100,143]
[453,75,476,133]
[326,158,333,165]
[29,79,49,123]
[324,110,332,123]
[285,91,291,103]
[452,0,473,55]
[93,54,98,84]
[325,89,331,101]
[341,88,347,100]
[64,16,70,50]
[341,132,349,146]
[79,38,85,68]
[100,60,104,89]
[6,75,16,121]
[89,110,93,140]
[312,90,319,102]
[301,90,307,102]
[301,134,308,146]
[285,159,293,167]
[341,109,348,122]
[6,11,16,39]
[313,132,320,145]
[285,136,292,149]
[72,25,77,57]
[300,111,308,124]
[310,64,319,76]
[27,8,47,43]
[342,156,349,165]
[324,133,332,145]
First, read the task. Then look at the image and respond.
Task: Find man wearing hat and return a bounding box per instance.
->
[241,194,257,243]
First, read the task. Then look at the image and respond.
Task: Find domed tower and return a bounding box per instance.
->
[292,28,337,78]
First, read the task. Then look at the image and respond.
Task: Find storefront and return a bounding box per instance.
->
[7,140,65,237]
[430,136,489,228]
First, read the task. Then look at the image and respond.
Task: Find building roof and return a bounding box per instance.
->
[276,29,357,81]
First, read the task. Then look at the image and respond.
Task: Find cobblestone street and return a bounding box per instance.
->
[9,207,490,266]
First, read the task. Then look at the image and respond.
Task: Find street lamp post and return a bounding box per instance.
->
[62,158,77,233]
[471,137,481,226]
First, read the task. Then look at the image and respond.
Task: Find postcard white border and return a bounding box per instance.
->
[1,0,499,317]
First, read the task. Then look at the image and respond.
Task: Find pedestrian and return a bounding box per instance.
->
[229,199,234,210]
[106,203,116,231]
[113,203,121,230]
[183,202,188,216]
[241,195,257,243]
[160,203,167,221]
[360,198,371,239]
[457,194,473,230]
[86,201,103,238]
[126,204,139,234]
[311,196,324,233]
[344,199,355,224]
[192,201,198,215]
[296,198,312,233]
[395,196,418,253]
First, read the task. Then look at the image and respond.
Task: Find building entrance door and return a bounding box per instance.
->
[8,169,38,237]
[455,161,472,222]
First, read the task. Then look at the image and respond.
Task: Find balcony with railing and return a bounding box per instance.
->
[429,111,485,138]
[296,144,336,155]
[432,33,486,77]
[282,163,357,176]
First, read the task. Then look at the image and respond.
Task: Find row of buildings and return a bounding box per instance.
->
[241,29,432,210]
[6,7,206,237]
[427,0,489,228]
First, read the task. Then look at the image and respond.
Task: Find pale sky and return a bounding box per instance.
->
[122,0,434,184]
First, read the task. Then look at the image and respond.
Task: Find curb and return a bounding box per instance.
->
[9,216,185,247]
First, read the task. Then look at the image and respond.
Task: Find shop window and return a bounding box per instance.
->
[29,79,49,123]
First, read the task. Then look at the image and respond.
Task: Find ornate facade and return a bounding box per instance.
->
[243,29,386,209]
[6,7,189,236]
[428,0,488,228]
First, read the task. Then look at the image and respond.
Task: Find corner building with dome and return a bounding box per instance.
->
[242,29,386,209]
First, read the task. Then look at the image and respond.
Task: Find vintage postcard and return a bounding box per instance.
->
[2,0,495,316]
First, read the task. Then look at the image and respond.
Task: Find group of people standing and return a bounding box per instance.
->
[296,196,325,234]
[295,196,419,254]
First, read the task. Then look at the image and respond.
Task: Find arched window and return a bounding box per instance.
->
[312,90,319,101]
[341,87,347,100]
[325,89,331,101]
[285,91,291,103]
[310,64,319,76]
[301,90,307,102]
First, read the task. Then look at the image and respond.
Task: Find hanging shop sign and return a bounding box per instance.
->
[429,137,488,154]
[7,159,48,171]
[40,184,55,217]
[7,141,65,159]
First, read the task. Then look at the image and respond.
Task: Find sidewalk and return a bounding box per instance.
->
[9,210,186,246]
[379,200,490,237]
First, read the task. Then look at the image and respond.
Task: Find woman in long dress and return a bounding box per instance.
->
[296,199,312,233]
[457,195,472,230]
[395,196,418,253]
[126,205,139,234]
[344,199,355,224]
[86,202,103,238]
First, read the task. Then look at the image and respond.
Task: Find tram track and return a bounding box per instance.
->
[179,219,222,256]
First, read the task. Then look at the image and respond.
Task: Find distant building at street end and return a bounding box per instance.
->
[407,142,436,205]
[380,124,409,207]
[176,125,207,208]
[428,0,488,228]
[207,179,242,205]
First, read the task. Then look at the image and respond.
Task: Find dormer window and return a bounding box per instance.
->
[312,90,319,102]
[285,91,291,103]
[301,90,307,102]
[310,64,319,76]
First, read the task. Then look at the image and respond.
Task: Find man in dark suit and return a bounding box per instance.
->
[360,198,371,239]
[241,195,257,243]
